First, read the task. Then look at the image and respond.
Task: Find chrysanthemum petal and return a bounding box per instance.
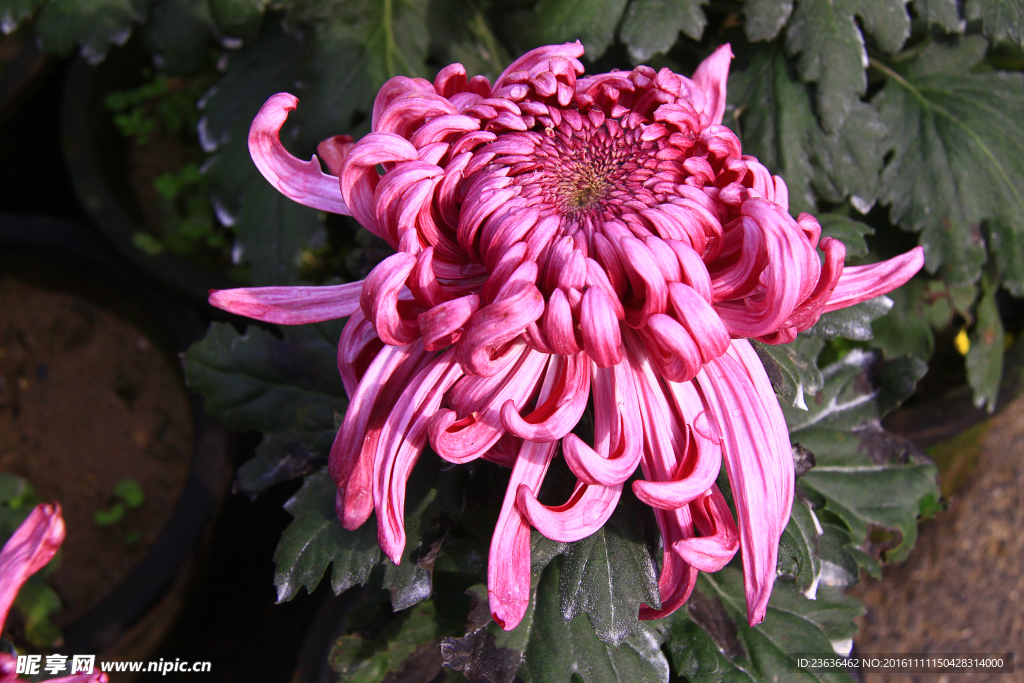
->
[672,486,739,572]
[696,340,792,625]
[489,439,557,630]
[208,282,364,324]
[0,503,64,632]
[517,480,623,543]
[691,44,733,127]
[249,93,350,215]
[373,350,464,562]
[823,246,925,312]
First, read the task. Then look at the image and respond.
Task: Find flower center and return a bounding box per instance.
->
[559,166,611,213]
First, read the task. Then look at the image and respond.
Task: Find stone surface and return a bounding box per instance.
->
[853,392,1024,683]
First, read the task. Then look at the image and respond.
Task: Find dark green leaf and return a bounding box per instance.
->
[427,0,510,82]
[803,296,893,340]
[0,0,46,34]
[912,0,964,33]
[331,598,454,683]
[874,38,1024,286]
[729,45,885,215]
[816,214,874,259]
[517,561,669,683]
[556,491,661,646]
[777,496,823,596]
[753,340,824,409]
[671,570,860,683]
[619,0,706,62]
[869,285,935,362]
[296,403,342,456]
[785,0,865,132]
[274,468,381,601]
[288,0,429,144]
[234,431,323,498]
[990,215,1024,296]
[966,273,1005,412]
[745,0,793,41]
[208,0,268,41]
[236,179,329,285]
[198,25,327,285]
[521,0,629,60]
[966,0,1024,47]
[36,0,150,61]
[785,0,909,131]
[143,0,213,75]
[184,321,347,432]
[783,351,926,432]
[794,425,940,563]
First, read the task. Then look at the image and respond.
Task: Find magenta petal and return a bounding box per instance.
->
[672,486,739,572]
[561,362,643,485]
[639,508,698,620]
[696,340,792,626]
[209,282,363,324]
[500,352,590,442]
[823,246,925,312]
[249,93,350,215]
[372,350,464,562]
[0,503,65,632]
[517,480,623,543]
[691,44,733,127]
[330,341,430,529]
[488,439,557,630]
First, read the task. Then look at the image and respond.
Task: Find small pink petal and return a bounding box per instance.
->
[691,44,733,127]
[0,503,65,632]
[516,480,623,543]
[823,246,925,312]
[208,282,363,324]
[488,439,557,630]
[696,340,792,626]
[249,93,350,215]
[672,486,739,572]
[500,352,590,442]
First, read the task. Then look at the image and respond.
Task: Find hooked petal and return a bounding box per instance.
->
[249,93,350,215]
[516,480,623,543]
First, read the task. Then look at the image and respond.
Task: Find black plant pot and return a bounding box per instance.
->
[0,214,230,654]
[59,47,235,304]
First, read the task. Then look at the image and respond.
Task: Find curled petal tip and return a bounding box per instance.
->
[249,93,351,215]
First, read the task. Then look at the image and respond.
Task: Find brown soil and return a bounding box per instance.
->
[852,392,1024,683]
[0,277,192,629]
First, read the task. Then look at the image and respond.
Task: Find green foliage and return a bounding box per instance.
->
[620,0,707,62]
[966,273,1006,412]
[753,340,824,409]
[34,0,148,62]
[184,320,348,433]
[274,468,382,601]
[554,491,661,646]
[874,38,1024,287]
[518,0,629,59]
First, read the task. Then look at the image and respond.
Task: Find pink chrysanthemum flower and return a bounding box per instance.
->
[211,42,923,630]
